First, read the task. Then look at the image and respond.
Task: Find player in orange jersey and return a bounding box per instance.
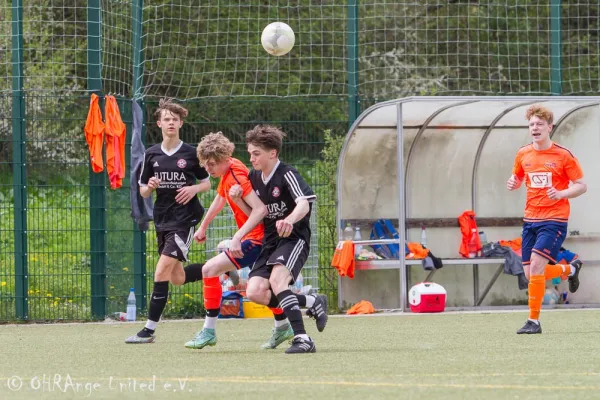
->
[184,132,294,350]
[507,104,587,334]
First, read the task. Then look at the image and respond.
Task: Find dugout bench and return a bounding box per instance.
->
[337,217,521,311]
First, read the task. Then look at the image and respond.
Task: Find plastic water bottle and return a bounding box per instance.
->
[239,267,249,290]
[292,273,304,294]
[468,228,479,258]
[420,226,428,248]
[353,226,363,257]
[479,231,488,246]
[343,223,353,241]
[126,288,136,321]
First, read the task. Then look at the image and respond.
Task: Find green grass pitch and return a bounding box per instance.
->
[1,309,600,400]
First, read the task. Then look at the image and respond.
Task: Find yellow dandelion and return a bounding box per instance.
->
[68,300,73,303]
[46,293,52,297]
[168,300,172,304]
[110,285,115,289]
[122,267,129,272]
[1,281,7,287]
[184,293,192,299]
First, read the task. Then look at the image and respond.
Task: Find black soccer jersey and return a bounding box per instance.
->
[138,141,209,231]
[249,161,316,244]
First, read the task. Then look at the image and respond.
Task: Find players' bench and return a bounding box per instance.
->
[338,217,523,308]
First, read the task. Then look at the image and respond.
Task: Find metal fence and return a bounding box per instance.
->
[0,94,346,321]
[2,0,598,321]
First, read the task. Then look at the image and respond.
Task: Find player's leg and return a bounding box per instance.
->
[169,227,197,286]
[537,220,582,288]
[268,239,318,354]
[521,222,535,281]
[544,259,582,288]
[125,254,180,343]
[270,264,315,354]
[126,228,189,343]
[518,222,568,334]
[184,252,235,349]
[246,260,294,349]
[270,239,328,332]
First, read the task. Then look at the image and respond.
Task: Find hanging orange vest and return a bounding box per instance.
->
[105,95,126,189]
[458,210,482,258]
[332,241,355,279]
[84,94,105,173]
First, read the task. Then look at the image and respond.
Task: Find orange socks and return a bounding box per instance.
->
[270,307,285,316]
[203,277,222,310]
[544,263,571,280]
[528,275,545,321]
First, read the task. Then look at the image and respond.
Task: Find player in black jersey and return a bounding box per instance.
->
[235,125,328,354]
[126,99,211,344]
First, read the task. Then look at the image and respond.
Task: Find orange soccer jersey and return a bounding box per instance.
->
[216,158,264,243]
[512,143,584,223]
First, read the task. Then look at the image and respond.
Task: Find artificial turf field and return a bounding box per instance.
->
[1,309,600,400]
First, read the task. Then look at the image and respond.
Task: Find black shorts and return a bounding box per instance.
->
[249,237,309,283]
[157,226,195,262]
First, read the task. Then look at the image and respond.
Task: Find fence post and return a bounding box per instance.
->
[132,0,147,309]
[347,0,360,127]
[550,0,562,95]
[11,0,28,320]
[87,0,107,319]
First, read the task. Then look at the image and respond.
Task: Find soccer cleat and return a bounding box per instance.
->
[516,320,542,334]
[285,336,316,354]
[125,328,155,344]
[306,294,328,332]
[568,260,583,293]
[184,328,217,349]
[226,269,240,286]
[261,324,294,350]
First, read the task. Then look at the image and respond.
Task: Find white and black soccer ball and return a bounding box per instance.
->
[261,22,295,56]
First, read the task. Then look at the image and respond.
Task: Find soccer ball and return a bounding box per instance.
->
[543,288,560,305]
[261,22,295,56]
[216,239,231,254]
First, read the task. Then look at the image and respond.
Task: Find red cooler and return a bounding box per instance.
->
[409,282,447,313]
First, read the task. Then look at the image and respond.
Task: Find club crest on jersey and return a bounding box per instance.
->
[177,159,187,168]
[272,186,280,197]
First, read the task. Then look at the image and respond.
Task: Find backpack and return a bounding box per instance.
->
[370,219,408,259]
[218,291,244,319]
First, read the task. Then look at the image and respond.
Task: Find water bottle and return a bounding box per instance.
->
[126,288,136,321]
[239,267,249,291]
[293,273,304,294]
[479,231,488,246]
[343,223,353,241]
[468,228,479,258]
[353,226,363,257]
[420,226,428,248]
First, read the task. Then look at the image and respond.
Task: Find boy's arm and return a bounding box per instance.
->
[548,178,587,200]
[229,184,252,216]
[139,151,156,198]
[507,153,524,191]
[228,188,267,258]
[276,199,310,238]
[232,191,267,241]
[193,194,227,243]
[176,178,211,205]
